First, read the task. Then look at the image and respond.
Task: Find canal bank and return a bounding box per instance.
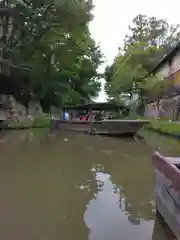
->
[6,117,51,130]
[141,120,180,139]
[137,127,180,156]
[6,116,180,141]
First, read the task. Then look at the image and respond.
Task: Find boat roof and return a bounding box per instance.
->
[63,102,127,110]
[151,42,180,74]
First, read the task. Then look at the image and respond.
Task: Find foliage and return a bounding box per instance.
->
[140,75,170,102]
[105,14,180,114]
[147,120,180,138]
[124,14,180,65]
[8,117,51,129]
[2,0,103,112]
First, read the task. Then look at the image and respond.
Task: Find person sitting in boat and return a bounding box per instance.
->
[81,115,86,121]
[94,113,102,121]
[64,111,70,121]
[81,114,89,121]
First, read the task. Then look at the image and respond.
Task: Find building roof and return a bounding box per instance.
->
[63,102,127,110]
[151,42,180,74]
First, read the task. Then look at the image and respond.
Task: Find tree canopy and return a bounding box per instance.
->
[1,0,103,112]
[105,14,180,113]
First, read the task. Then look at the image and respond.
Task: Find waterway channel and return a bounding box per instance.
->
[0,129,179,240]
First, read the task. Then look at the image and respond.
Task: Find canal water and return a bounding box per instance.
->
[0,129,179,240]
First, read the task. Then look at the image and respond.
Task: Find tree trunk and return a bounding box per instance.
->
[0,0,10,75]
[0,1,12,118]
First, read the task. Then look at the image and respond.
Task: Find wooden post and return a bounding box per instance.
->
[59,108,63,119]
[88,107,93,134]
[72,110,76,120]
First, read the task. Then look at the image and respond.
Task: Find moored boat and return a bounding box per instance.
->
[51,102,149,136]
[56,119,149,136]
[152,151,180,239]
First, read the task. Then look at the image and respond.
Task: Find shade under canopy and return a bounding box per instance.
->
[63,102,128,111]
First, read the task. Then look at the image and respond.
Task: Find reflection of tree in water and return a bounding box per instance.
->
[0,131,160,238]
[37,148,99,240]
[99,143,155,224]
[128,215,140,225]
[111,169,154,224]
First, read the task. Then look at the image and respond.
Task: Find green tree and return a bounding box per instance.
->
[124,14,180,62]
[3,0,103,112]
[105,14,180,114]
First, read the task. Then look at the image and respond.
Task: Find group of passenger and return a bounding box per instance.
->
[63,110,110,121]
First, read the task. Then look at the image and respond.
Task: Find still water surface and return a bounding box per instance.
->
[0,129,178,240]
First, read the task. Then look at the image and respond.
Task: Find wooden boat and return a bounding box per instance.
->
[56,119,149,136]
[0,109,6,121]
[152,212,176,240]
[51,102,149,136]
[152,151,180,239]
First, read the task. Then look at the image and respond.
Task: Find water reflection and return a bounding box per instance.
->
[0,129,175,239]
[140,129,180,156]
[85,169,154,240]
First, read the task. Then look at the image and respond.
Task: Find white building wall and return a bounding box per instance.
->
[156,52,180,78]
[156,63,169,78]
[146,49,180,118]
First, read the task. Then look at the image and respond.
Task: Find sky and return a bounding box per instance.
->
[89,0,180,102]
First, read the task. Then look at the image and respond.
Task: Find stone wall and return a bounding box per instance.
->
[0,95,44,120]
[144,95,180,120]
[144,102,159,119]
[28,101,43,117]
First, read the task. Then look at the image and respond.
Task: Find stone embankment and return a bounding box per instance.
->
[0,94,44,122]
[144,95,180,120]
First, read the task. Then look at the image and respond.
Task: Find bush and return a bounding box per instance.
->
[8,118,51,129]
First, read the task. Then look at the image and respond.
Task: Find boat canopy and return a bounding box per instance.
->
[62,102,128,111]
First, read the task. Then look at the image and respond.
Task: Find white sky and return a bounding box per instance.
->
[89,0,180,102]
